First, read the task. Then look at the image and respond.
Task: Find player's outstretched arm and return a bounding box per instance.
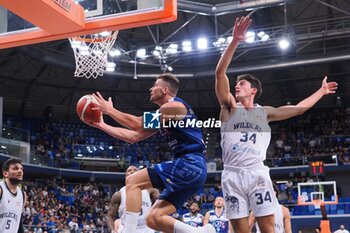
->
[266,76,338,122]
[107,191,121,232]
[283,207,292,233]
[85,115,157,144]
[215,16,252,108]
[92,92,142,131]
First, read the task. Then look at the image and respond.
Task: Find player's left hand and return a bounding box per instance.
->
[92,92,114,114]
[232,16,252,43]
[321,76,338,95]
[81,114,105,129]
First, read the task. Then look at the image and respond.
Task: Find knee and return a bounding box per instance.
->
[146,211,158,230]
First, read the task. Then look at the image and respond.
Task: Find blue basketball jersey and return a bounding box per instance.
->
[160,97,205,158]
[183,212,204,227]
[207,209,229,233]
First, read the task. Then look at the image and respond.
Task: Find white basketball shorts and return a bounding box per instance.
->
[221,164,277,219]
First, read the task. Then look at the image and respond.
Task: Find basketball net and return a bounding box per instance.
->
[69,31,119,79]
[313,199,323,209]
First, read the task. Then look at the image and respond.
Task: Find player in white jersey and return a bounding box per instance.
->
[249,184,292,233]
[0,158,25,233]
[215,16,338,233]
[203,197,230,233]
[183,201,204,227]
[107,165,159,233]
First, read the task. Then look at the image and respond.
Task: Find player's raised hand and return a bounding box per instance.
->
[232,16,252,43]
[321,76,338,95]
[92,92,114,114]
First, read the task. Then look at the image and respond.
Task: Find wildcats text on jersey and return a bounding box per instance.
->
[0,211,19,221]
[233,122,263,132]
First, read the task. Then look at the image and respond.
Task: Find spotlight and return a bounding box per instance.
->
[245,31,255,43]
[106,62,116,72]
[70,40,81,49]
[197,38,208,50]
[153,50,161,57]
[257,31,270,41]
[136,49,146,58]
[109,49,121,57]
[182,40,192,52]
[166,44,178,54]
[99,31,111,37]
[213,37,226,48]
[279,38,290,50]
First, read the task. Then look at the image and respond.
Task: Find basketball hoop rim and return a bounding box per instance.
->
[297,195,338,206]
[70,30,119,43]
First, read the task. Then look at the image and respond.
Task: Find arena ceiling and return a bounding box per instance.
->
[0,0,349,121]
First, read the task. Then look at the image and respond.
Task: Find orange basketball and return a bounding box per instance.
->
[76,94,102,123]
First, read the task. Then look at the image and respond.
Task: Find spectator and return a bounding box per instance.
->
[68,217,79,233]
[182,202,204,227]
[334,225,349,233]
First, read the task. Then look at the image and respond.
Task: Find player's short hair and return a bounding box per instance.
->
[191,201,201,209]
[157,73,179,96]
[237,74,262,100]
[2,158,23,172]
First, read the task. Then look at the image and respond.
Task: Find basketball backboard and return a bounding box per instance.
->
[0,0,176,48]
[297,181,338,206]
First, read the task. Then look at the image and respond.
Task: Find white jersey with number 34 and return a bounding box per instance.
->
[221,103,271,167]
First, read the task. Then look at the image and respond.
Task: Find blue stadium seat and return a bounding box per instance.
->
[337,209,345,214]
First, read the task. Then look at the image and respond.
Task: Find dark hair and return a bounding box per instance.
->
[191,201,201,209]
[2,158,23,172]
[157,73,179,96]
[237,74,262,100]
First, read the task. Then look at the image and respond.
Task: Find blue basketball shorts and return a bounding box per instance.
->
[147,153,207,209]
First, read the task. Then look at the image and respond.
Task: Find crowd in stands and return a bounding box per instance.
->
[1,107,350,233]
[9,177,349,233]
[22,179,109,233]
[1,107,349,172]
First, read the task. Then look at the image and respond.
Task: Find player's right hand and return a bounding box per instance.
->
[232,16,252,43]
[92,91,114,115]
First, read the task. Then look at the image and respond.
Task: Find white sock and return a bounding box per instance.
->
[125,211,140,233]
[174,220,199,233]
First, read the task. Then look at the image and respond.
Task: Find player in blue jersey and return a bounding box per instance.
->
[83,73,215,233]
[183,202,204,227]
[203,197,230,233]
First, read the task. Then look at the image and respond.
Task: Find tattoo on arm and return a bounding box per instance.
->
[107,192,121,231]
